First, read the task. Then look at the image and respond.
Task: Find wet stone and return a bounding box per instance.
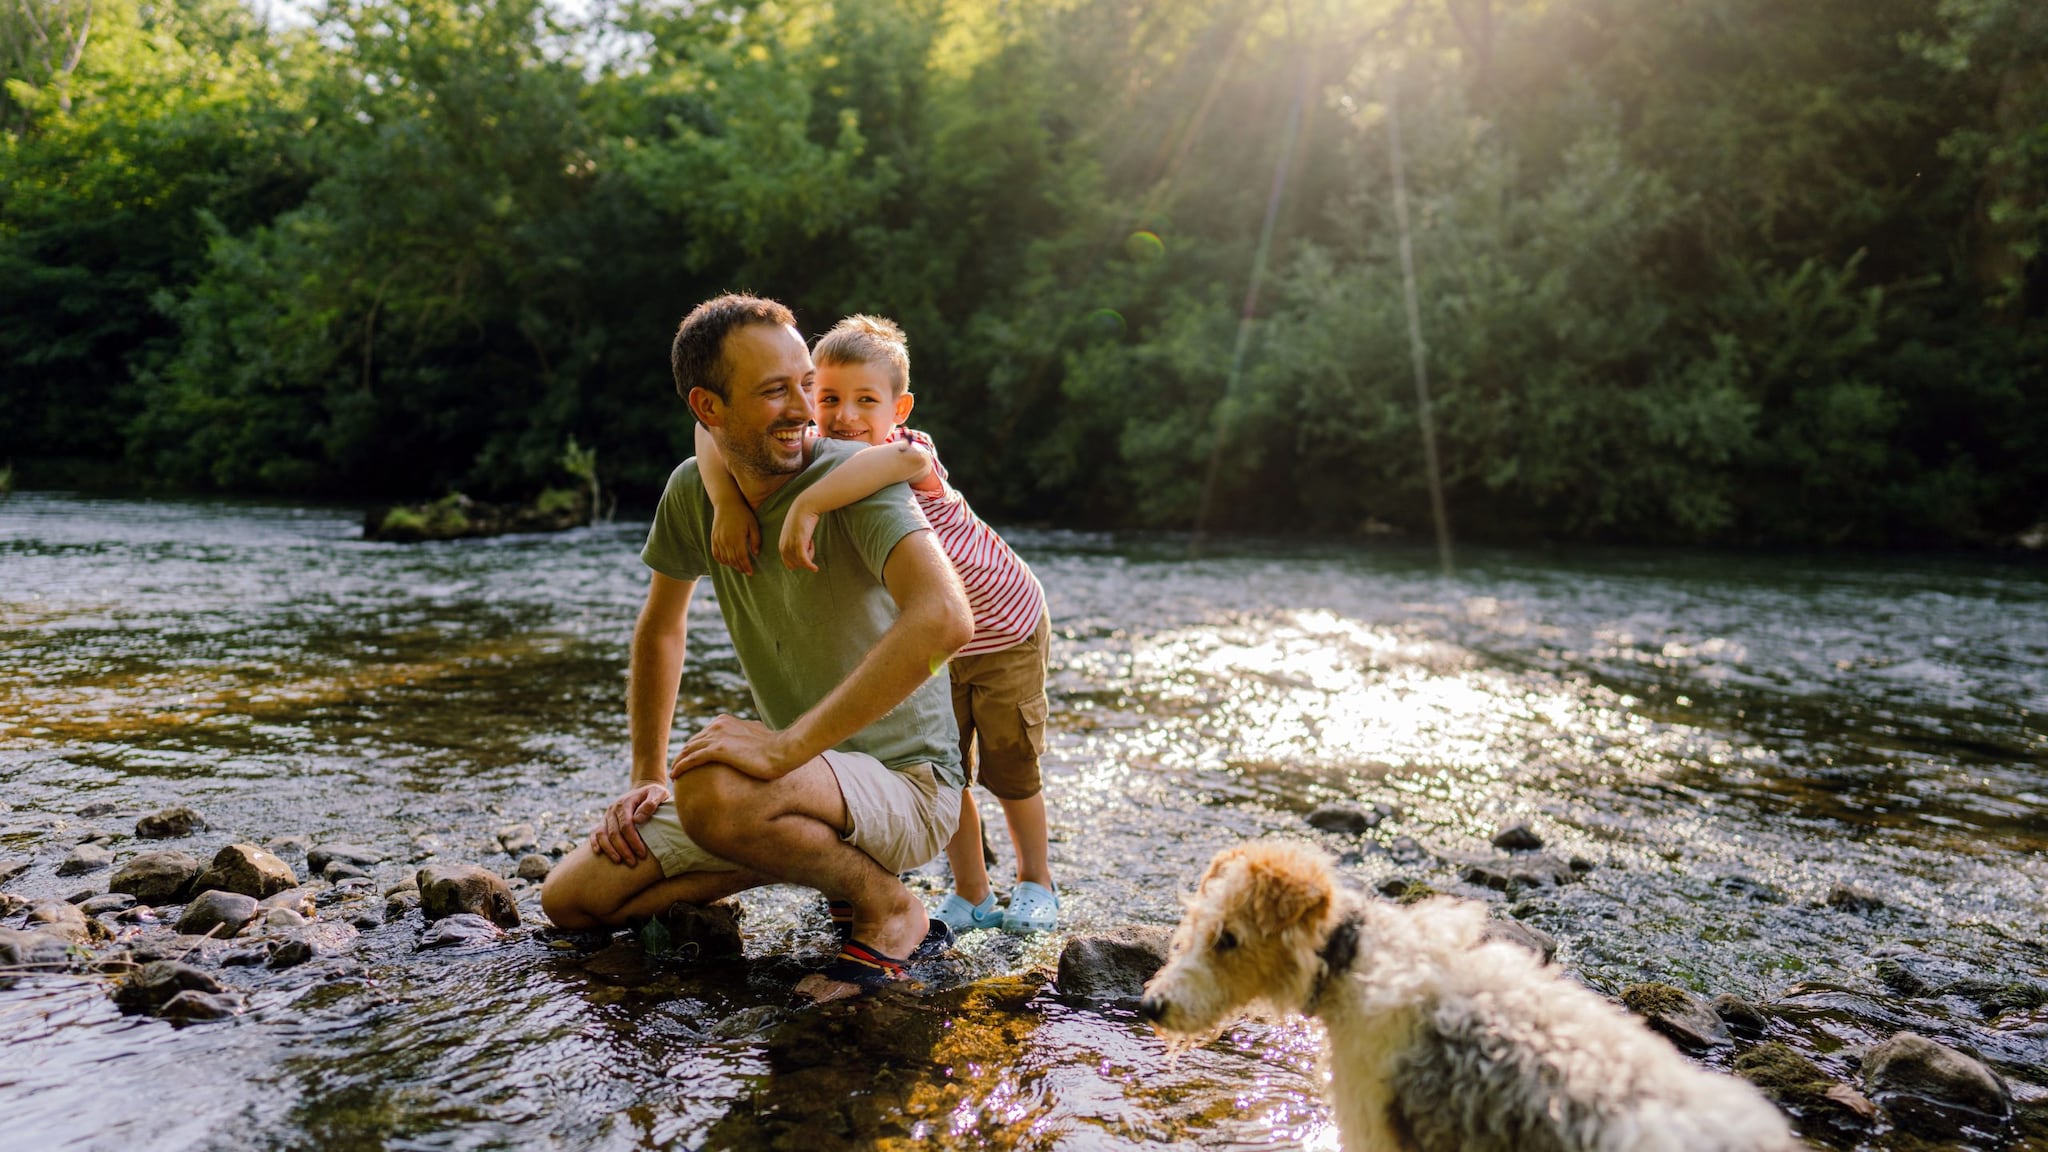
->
[0,893,28,917]
[76,802,119,819]
[1056,925,1173,1003]
[135,806,205,839]
[269,937,313,968]
[1735,1042,1877,1148]
[1461,855,1578,895]
[265,834,312,857]
[645,901,742,960]
[0,926,74,972]
[1481,917,1557,964]
[258,888,317,918]
[159,989,240,1024]
[1620,982,1732,1051]
[194,843,298,899]
[1491,822,1544,851]
[1860,1031,2012,1141]
[82,892,137,916]
[57,843,114,875]
[385,891,421,923]
[417,864,520,929]
[220,946,271,967]
[0,857,29,885]
[1305,805,1380,835]
[515,854,553,882]
[419,913,506,950]
[177,890,261,939]
[115,960,223,1014]
[115,905,156,924]
[1712,993,1774,1039]
[495,824,538,855]
[1568,855,1596,874]
[1826,883,1886,915]
[110,850,202,904]
[264,907,308,928]
[583,940,659,986]
[63,887,100,904]
[27,901,92,944]
[306,843,383,875]
[322,859,370,883]
[1386,836,1428,864]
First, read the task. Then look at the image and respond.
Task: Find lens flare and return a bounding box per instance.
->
[1087,308,1126,334]
[1125,230,1165,262]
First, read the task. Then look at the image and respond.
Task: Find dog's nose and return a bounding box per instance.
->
[1137,995,1165,1023]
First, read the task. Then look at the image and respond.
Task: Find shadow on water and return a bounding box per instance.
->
[2,494,2045,1150]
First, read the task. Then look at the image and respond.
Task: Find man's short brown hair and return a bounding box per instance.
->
[813,314,910,394]
[671,293,797,402]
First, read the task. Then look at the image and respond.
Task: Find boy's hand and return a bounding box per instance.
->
[779,505,822,572]
[710,504,761,575]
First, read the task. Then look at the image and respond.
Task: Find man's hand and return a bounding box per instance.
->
[778,505,822,572]
[589,782,671,864]
[710,504,761,576]
[671,714,802,781]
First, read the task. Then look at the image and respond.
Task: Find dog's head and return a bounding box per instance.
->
[1139,840,1342,1039]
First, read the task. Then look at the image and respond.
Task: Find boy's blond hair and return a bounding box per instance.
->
[813,315,910,395]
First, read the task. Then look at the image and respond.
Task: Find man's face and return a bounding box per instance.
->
[815,361,912,446]
[702,324,815,483]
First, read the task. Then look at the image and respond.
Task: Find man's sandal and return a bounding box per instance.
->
[808,918,955,996]
[826,899,854,942]
[933,890,1003,933]
[1000,881,1060,934]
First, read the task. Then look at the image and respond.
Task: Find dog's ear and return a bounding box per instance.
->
[1239,851,1332,937]
[1197,846,1249,893]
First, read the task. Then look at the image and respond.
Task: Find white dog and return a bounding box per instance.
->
[1140,841,1800,1152]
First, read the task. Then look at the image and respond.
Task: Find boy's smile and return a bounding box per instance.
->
[816,360,914,446]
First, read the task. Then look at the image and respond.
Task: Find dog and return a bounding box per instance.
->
[1140,841,1800,1152]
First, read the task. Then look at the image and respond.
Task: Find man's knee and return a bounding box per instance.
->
[539,846,624,929]
[673,764,757,855]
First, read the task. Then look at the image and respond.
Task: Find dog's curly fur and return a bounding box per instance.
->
[1141,841,1801,1152]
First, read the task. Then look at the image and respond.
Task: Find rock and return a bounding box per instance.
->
[115,960,223,1014]
[72,826,113,845]
[0,857,29,885]
[82,892,137,916]
[264,907,309,929]
[269,937,314,967]
[76,801,120,819]
[1491,822,1544,851]
[258,888,317,918]
[1056,926,1174,1002]
[416,864,520,929]
[1568,855,1596,874]
[1735,1042,1878,1147]
[1860,1031,2012,1141]
[0,926,74,972]
[116,905,156,924]
[384,891,420,923]
[547,839,577,858]
[514,854,553,882]
[57,843,114,875]
[1826,884,1886,915]
[265,833,312,857]
[194,843,297,899]
[1712,993,1774,1039]
[158,989,240,1023]
[1305,806,1380,835]
[63,887,100,904]
[322,859,370,883]
[1481,918,1557,964]
[1620,982,1732,1051]
[110,850,202,904]
[419,913,506,949]
[643,901,742,960]
[0,893,27,917]
[26,901,92,944]
[306,843,384,875]
[495,823,538,855]
[220,945,270,966]
[176,890,261,939]
[135,806,205,839]
[1386,836,1428,864]
[1461,855,1577,895]
[349,911,382,932]
[1378,879,1438,905]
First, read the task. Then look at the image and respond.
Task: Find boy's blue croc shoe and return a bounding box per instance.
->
[934,891,1002,933]
[1001,882,1060,934]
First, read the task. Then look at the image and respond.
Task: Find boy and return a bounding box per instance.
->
[693,315,1057,934]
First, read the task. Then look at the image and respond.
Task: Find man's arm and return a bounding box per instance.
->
[694,422,761,575]
[672,528,972,778]
[591,571,696,864]
[780,440,935,571]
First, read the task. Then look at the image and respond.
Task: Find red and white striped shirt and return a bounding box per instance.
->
[892,427,1046,656]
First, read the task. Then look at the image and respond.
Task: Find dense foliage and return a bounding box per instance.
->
[3,0,2042,545]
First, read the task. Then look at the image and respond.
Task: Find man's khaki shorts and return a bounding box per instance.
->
[950,610,1052,801]
[640,749,960,878]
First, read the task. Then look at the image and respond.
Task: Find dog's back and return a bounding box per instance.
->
[1330,898,1799,1152]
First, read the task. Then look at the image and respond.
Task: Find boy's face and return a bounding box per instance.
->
[814,360,913,446]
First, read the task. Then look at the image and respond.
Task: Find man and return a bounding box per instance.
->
[540,294,973,1001]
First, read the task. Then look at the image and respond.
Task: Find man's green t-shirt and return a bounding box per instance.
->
[640,437,963,787]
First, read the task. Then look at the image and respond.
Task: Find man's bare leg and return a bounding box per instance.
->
[540,844,763,930]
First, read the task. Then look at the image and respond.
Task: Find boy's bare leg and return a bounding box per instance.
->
[540,846,764,930]
[996,792,1054,888]
[942,789,993,905]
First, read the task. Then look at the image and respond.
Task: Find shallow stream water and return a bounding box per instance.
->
[2,493,2045,1150]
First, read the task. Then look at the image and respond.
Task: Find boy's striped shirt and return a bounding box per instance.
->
[893,427,1046,656]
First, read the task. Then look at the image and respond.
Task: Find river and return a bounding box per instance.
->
[2,492,2044,1150]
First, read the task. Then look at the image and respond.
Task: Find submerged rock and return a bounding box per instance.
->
[115,960,223,1014]
[1825,884,1886,916]
[1305,805,1380,835]
[158,989,241,1023]
[110,850,202,904]
[419,913,506,949]
[306,844,383,875]
[1461,854,1577,895]
[1734,1042,1877,1148]
[135,807,206,839]
[1860,1031,2012,1142]
[194,843,297,899]
[0,857,29,885]
[57,843,114,875]
[0,926,74,972]
[417,864,519,929]
[1490,822,1545,851]
[176,890,261,939]
[642,901,742,960]
[1712,993,1774,1040]
[1620,982,1732,1051]
[1057,926,1173,1003]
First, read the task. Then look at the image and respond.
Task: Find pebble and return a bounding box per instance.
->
[27,901,93,943]
[158,989,241,1023]
[514,854,553,882]
[322,860,371,883]
[135,806,206,839]
[265,833,312,857]
[76,802,120,819]
[265,907,309,928]
[495,824,538,855]
[1480,917,1557,964]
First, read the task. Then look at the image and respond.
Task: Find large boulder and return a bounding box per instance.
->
[417,864,520,929]
[1861,1032,2012,1142]
[1057,926,1174,1003]
[135,806,206,839]
[176,890,261,939]
[110,851,202,904]
[194,843,297,899]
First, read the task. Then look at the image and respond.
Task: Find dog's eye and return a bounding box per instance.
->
[1215,930,1238,952]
